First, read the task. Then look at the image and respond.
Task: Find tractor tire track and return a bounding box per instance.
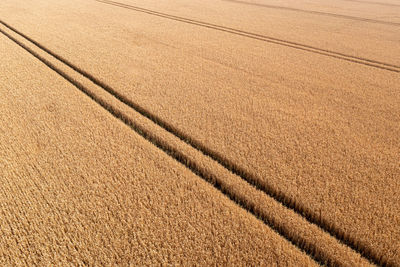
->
[0,19,396,267]
[94,0,400,73]
[0,24,341,267]
[342,0,400,8]
[223,0,400,27]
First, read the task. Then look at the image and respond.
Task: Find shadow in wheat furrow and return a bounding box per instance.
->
[1,18,396,267]
[0,25,345,267]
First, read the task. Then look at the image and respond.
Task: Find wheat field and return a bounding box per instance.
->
[1,0,399,266]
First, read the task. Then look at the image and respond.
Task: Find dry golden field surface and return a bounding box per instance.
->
[0,0,399,266]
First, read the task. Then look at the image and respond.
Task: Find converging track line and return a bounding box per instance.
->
[94,0,400,73]
[223,0,400,27]
[342,0,400,8]
[0,23,341,267]
[0,18,395,266]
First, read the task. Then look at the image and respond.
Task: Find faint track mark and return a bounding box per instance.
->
[0,18,397,266]
[342,0,400,8]
[94,0,400,73]
[223,0,400,26]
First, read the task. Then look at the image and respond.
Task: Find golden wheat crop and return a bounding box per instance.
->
[1,0,399,265]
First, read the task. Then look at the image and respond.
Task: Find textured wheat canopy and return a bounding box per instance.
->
[0,0,399,266]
